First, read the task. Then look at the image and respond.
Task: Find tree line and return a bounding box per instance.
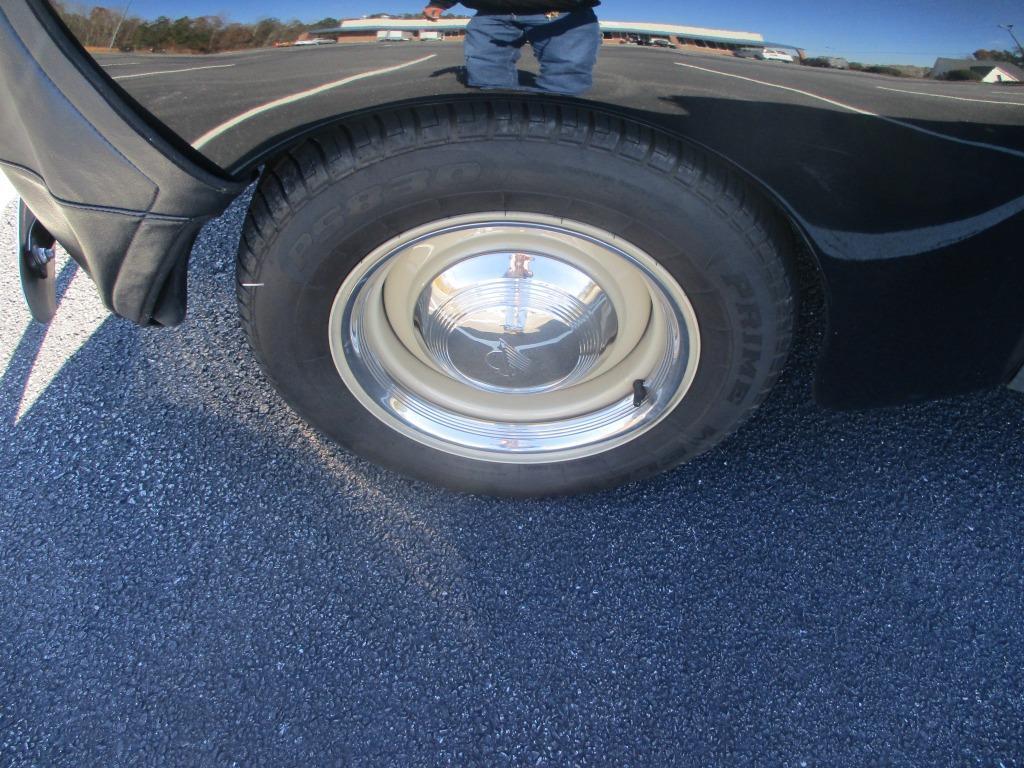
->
[937,49,1024,81]
[51,3,466,53]
[972,48,1024,66]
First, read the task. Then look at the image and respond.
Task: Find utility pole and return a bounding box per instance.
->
[108,0,133,51]
[998,23,1024,61]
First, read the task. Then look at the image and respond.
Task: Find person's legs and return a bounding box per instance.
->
[526,10,601,95]
[464,14,524,89]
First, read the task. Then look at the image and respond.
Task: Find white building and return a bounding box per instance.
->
[313,17,776,54]
[929,58,1023,83]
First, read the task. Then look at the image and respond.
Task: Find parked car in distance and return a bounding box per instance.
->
[651,38,676,48]
[803,56,850,69]
[294,38,336,46]
[758,48,795,62]
[733,46,763,59]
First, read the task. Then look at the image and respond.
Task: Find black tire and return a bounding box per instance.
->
[237,99,795,496]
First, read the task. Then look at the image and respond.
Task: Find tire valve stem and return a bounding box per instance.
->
[632,379,648,408]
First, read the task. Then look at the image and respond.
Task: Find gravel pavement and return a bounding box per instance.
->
[0,172,14,209]
[1,190,1022,766]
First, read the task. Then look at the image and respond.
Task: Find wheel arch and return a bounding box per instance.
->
[231,93,828,321]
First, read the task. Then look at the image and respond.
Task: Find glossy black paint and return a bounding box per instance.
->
[2,0,1023,406]
[0,1,243,325]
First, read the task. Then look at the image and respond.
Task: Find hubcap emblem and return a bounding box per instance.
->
[414,252,618,393]
[485,338,532,378]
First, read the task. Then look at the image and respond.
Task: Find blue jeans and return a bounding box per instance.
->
[464,10,601,96]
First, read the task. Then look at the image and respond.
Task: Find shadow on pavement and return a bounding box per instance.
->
[0,258,81,426]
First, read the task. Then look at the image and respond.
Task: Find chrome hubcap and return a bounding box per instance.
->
[414,252,618,394]
[329,213,700,464]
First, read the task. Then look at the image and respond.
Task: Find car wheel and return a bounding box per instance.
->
[237,100,795,496]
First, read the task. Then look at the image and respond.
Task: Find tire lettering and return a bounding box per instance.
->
[313,206,343,238]
[721,272,754,300]
[736,302,761,330]
[436,162,482,185]
[727,379,751,404]
[720,272,766,404]
[738,346,760,380]
[287,232,313,274]
[347,164,483,217]
[348,186,384,215]
[728,346,762,404]
[390,169,431,197]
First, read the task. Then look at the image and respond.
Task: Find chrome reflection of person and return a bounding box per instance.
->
[422,1,602,95]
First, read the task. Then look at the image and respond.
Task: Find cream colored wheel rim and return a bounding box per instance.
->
[328,213,700,464]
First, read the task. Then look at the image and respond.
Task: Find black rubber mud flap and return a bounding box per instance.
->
[17,198,57,324]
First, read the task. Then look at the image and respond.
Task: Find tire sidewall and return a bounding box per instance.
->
[245,135,787,495]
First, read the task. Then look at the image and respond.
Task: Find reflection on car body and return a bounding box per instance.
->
[1,0,1022,494]
[733,46,763,59]
[758,47,795,62]
[734,46,794,62]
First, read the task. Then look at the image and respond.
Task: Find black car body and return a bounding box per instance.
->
[2,1,1023,493]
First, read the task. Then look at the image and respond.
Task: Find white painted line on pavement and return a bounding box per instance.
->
[192,54,437,150]
[877,85,1024,106]
[113,64,236,80]
[675,62,1024,160]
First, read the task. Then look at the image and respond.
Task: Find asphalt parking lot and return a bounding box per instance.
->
[101,43,1024,163]
[3,192,1024,765]
[3,45,1024,767]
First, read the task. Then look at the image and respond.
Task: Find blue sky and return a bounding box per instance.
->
[121,0,1023,65]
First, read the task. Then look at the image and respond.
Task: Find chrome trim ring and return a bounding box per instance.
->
[328,213,700,464]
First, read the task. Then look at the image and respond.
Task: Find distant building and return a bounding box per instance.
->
[311,18,788,55]
[928,57,1023,83]
[599,20,766,53]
